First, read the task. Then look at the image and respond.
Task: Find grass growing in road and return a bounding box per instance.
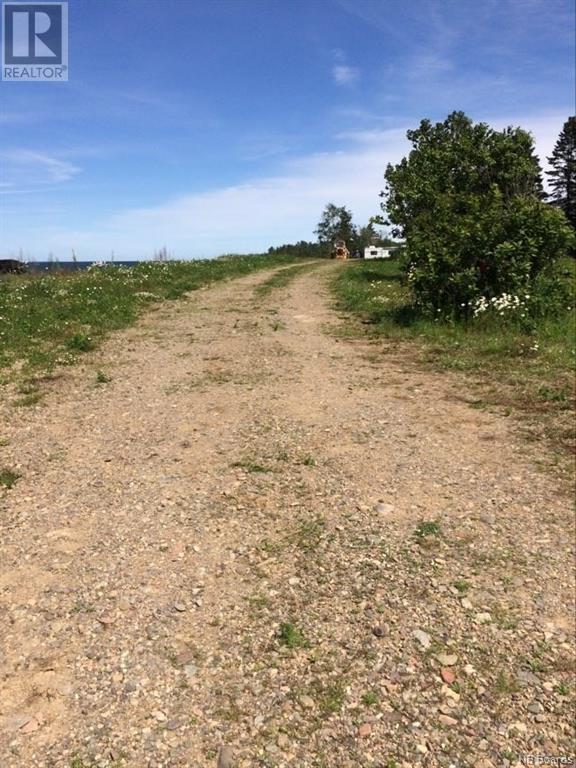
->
[70,760,92,768]
[332,259,575,459]
[453,579,471,594]
[361,690,379,707]
[0,467,21,488]
[95,370,112,384]
[255,261,319,297]
[13,391,44,407]
[278,622,308,649]
[231,459,271,473]
[0,254,306,380]
[316,681,346,715]
[294,516,325,551]
[415,520,442,540]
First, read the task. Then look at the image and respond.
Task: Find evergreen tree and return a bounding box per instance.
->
[547,116,576,230]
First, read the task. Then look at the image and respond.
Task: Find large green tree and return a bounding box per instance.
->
[547,116,576,230]
[315,204,356,253]
[356,223,378,251]
[382,111,573,317]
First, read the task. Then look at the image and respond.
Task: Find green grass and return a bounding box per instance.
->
[65,332,95,352]
[12,380,44,406]
[278,622,308,649]
[361,690,379,707]
[13,391,44,407]
[453,579,471,594]
[255,261,319,296]
[294,516,326,551]
[495,669,520,695]
[317,681,346,715]
[230,459,271,473]
[332,258,576,458]
[526,657,545,673]
[0,254,306,380]
[95,370,112,384]
[415,520,441,539]
[0,467,20,488]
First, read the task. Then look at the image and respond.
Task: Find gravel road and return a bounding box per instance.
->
[1,263,574,768]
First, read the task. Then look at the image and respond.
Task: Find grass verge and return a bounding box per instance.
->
[332,258,575,463]
[0,254,308,381]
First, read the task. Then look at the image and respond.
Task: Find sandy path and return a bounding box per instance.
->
[0,263,573,768]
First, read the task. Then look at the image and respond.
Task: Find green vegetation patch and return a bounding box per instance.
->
[95,370,112,384]
[278,622,309,649]
[415,520,442,539]
[255,261,319,296]
[294,516,326,551]
[0,467,21,489]
[0,254,306,379]
[332,258,576,458]
[230,459,271,473]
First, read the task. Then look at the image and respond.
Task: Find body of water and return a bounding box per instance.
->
[26,260,142,272]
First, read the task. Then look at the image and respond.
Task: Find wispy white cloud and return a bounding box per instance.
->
[2,113,566,260]
[332,64,359,86]
[13,129,408,259]
[0,150,81,186]
[405,53,454,80]
[331,48,359,86]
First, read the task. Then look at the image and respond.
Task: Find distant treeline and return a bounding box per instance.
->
[267,241,325,258]
[267,234,398,259]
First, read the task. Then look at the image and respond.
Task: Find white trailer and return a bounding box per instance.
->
[363,245,404,260]
[364,246,390,259]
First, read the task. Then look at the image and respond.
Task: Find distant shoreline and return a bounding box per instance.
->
[25,260,145,271]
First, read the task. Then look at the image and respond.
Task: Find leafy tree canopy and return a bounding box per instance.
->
[315,204,356,249]
[382,111,573,317]
[315,204,394,255]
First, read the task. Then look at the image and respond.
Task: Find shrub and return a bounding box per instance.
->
[383,112,575,319]
[66,332,94,352]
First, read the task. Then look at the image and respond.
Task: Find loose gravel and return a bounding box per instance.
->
[0,263,574,768]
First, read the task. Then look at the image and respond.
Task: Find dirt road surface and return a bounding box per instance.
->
[1,263,574,768]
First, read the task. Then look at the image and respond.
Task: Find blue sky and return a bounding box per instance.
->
[1,0,574,260]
